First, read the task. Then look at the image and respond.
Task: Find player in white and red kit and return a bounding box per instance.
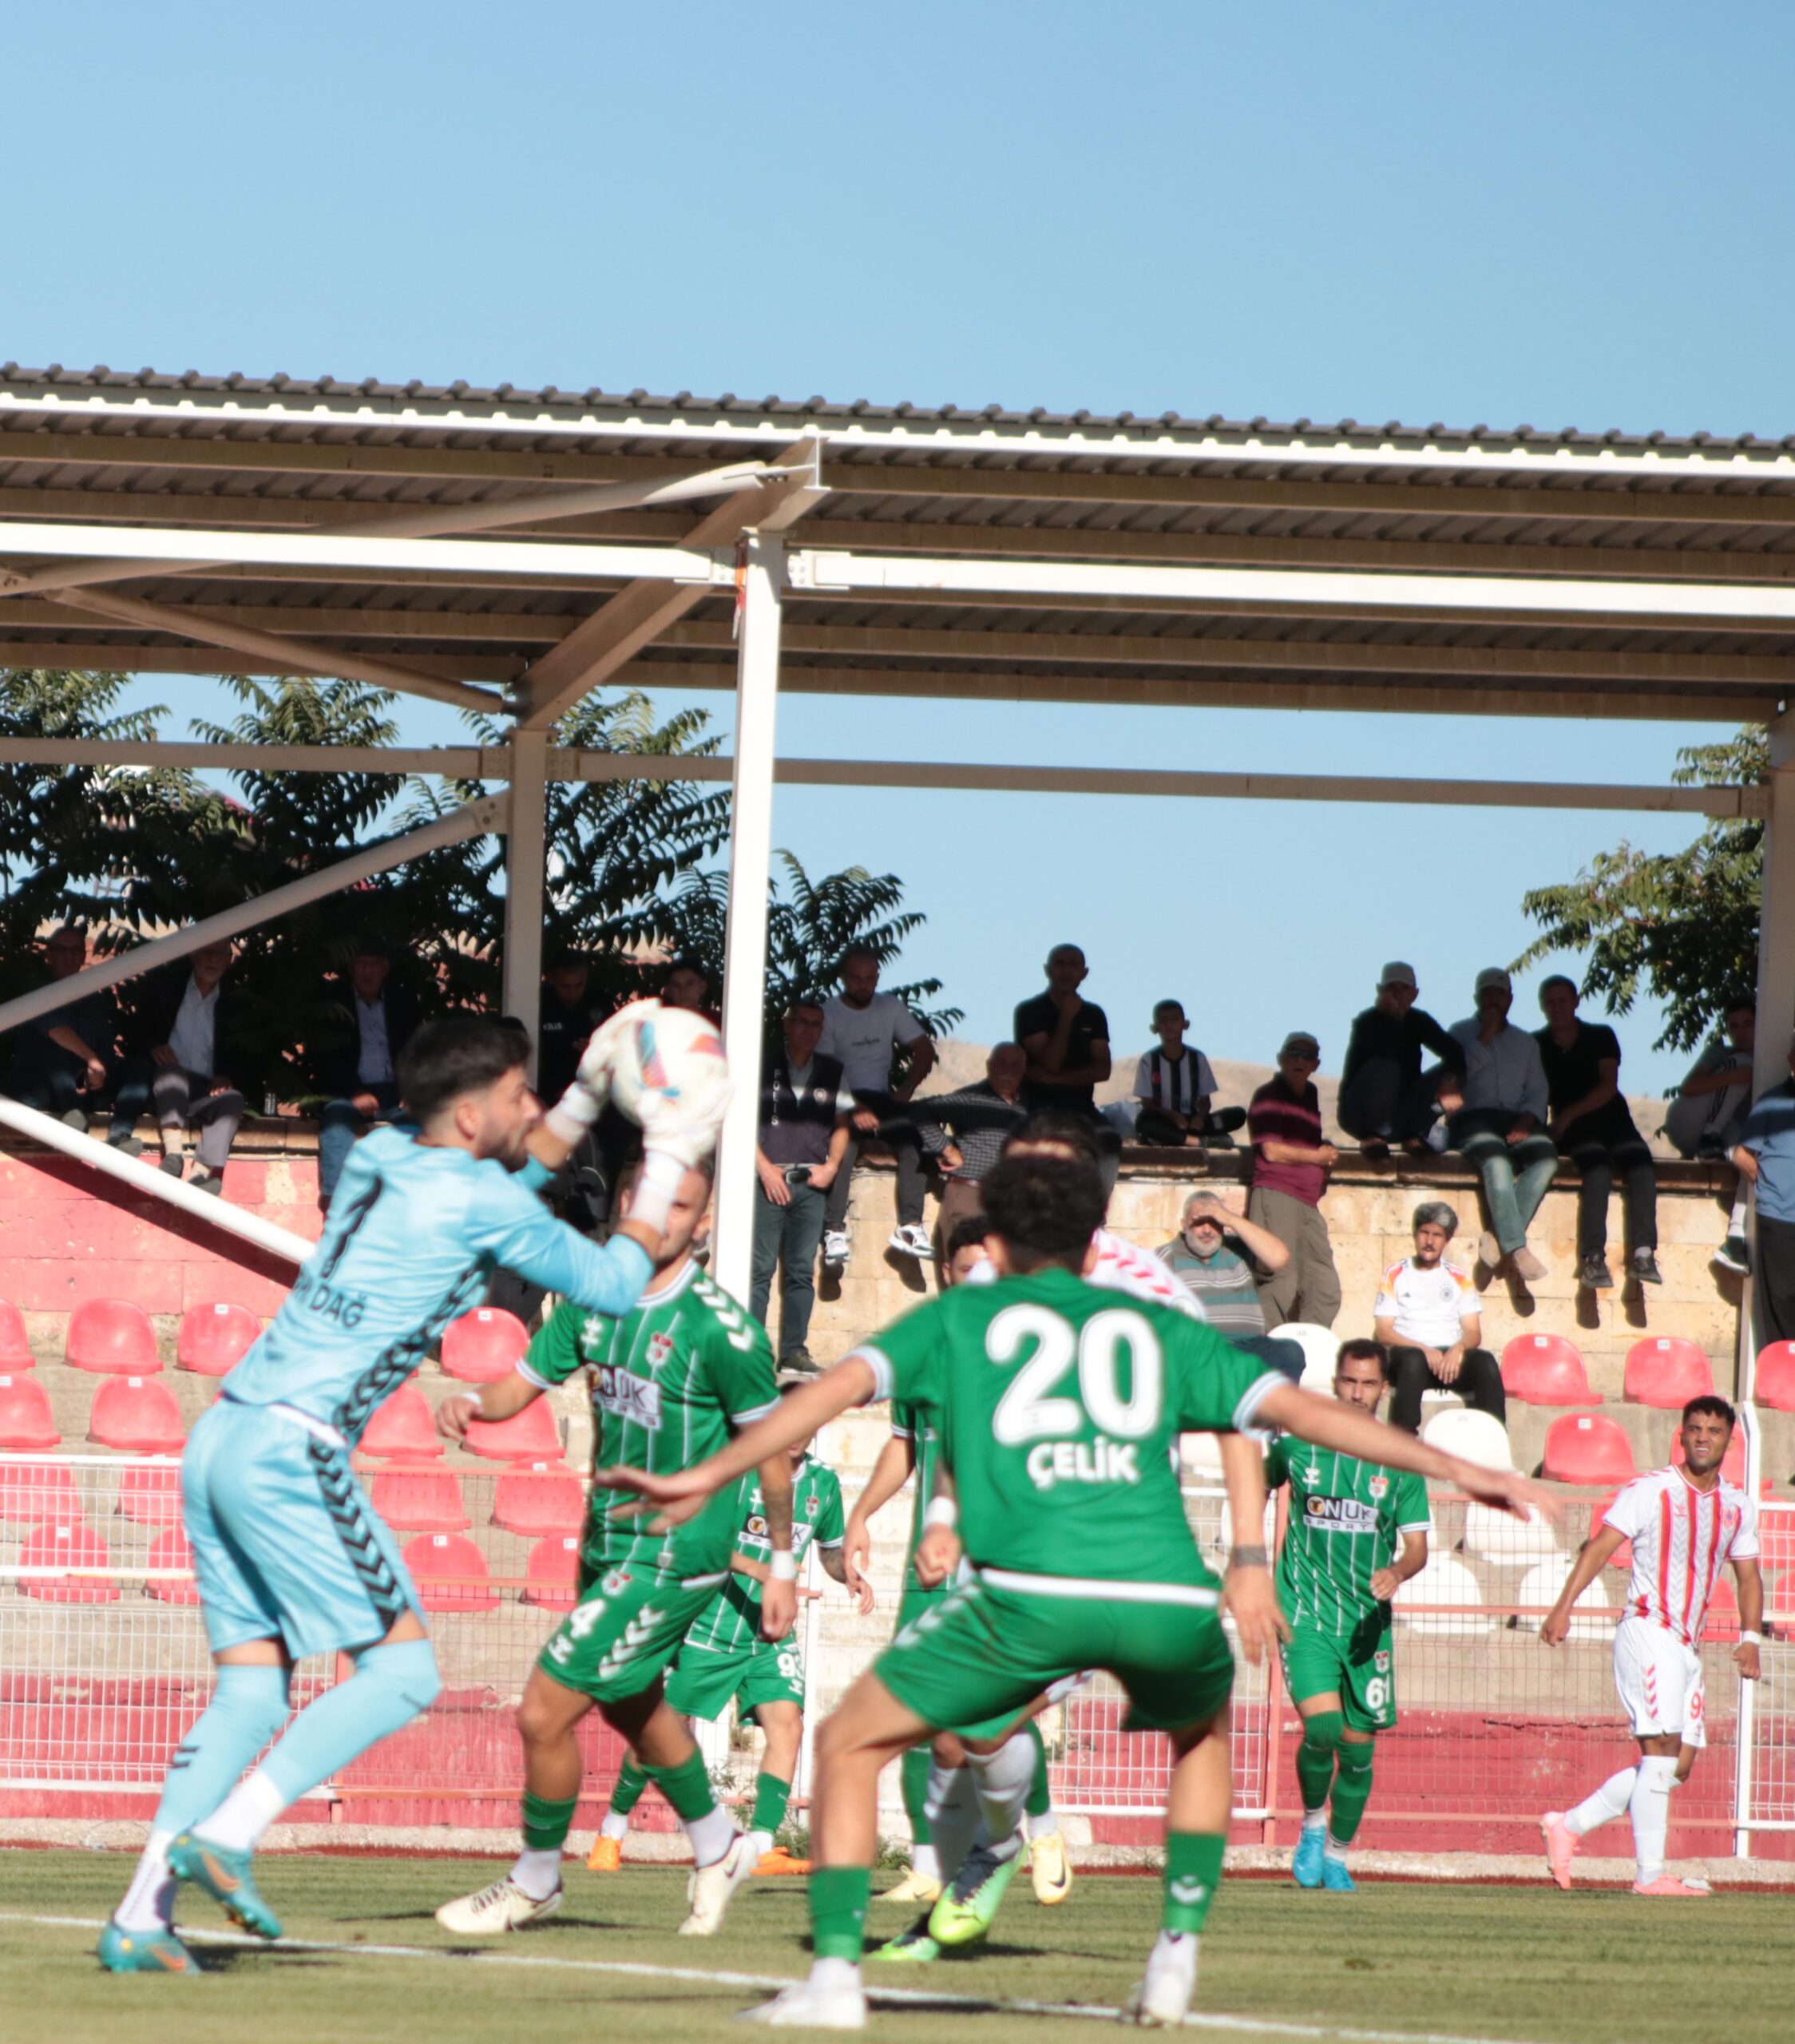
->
[1539,1396,1762,1895]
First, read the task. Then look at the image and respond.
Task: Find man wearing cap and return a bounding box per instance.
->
[1446,969,1556,1283]
[1246,1032,1342,1329]
[1338,963,1467,1159]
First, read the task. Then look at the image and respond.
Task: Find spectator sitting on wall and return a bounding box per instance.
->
[1535,975,1662,1292]
[1337,960,1467,1158]
[817,945,937,1268]
[1734,1032,1795,1350]
[753,998,854,1373]
[1132,1000,1247,1148]
[4,923,148,1150]
[1446,968,1556,1285]
[1155,1190,1304,1384]
[1666,994,1757,1275]
[1015,942,1121,1194]
[1246,1030,1343,1329]
[1375,1199,1507,1436]
[908,1041,1031,1266]
[315,936,427,1210]
[119,939,248,1194]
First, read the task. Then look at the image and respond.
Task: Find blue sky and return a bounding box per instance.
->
[8,2,1792,1091]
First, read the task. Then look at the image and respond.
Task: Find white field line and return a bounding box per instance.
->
[0,1910,1557,2044]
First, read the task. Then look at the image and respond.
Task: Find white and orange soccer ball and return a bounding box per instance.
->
[601,999,730,1128]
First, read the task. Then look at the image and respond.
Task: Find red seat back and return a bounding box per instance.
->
[1501,1333,1598,1406]
[1670,1426,1747,1489]
[146,1525,201,1605]
[89,1377,186,1454]
[117,1460,184,1527]
[466,1399,561,1462]
[1592,1487,1635,1569]
[0,1374,59,1451]
[357,1382,442,1459]
[523,1534,581,1610]
[441,1307,529,1384]
[1542,1412,1638,1485]
[1755,1341,1795,1412]
[65,1297,160,1375]
[370,1460,469,1535]
[404,1531,499,1612]
[491,1459,584,1538]
[177,1301,262,1377]
[0,1298,30,1369]
[0,1455,79,1523]
[20,1519,117,1603]
[1623,1337,1714,1410]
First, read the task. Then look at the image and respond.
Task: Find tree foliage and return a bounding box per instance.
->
[1514,727,1766,1052]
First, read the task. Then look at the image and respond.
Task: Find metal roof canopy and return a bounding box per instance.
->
[1,365,1793,1309]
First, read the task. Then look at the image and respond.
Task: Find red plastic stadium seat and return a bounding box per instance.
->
[1543,1412,1638,1486]
[441,1306,529,1384]
[19,1520,117,1603]
[146,1524,201,1606]
[0,1298,31,1369]
[89,1376,185,1455]
[1501,1333,1600,1407]
[523,1534,581,1610]
[176,1301,261,1377]
[491,1458,584,1538]
[466,1399,561,1462]
[117,1460,184,1527]
[65,1297,160,1375]
[1623,1337,1715,1410]
[370,1458,469,1535]
[404,1532,499,1612]
[0,1456,78,1523]
[1593,1488,1634,1570]
[357,1383,442,1459]
[1670,1425,1747,1489]
[1756,1341,1795,1412]
[0,1373,58,1450]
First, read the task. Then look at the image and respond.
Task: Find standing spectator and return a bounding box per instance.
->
[535,953,600,1104]
[1446,969,1556,1283]
[120,941,248,1194]
[1734,1035,1795,1348]
[753,1000,854,1372]
[1375,1200,1507,1435]
[1015,943,1119,1191]
[1246,1031,1342,1329]
[1535,976,1662,1291]
[1337,961,1467,1157]
[1666,996,1757,1274]
[908,1042,1031,1258]
[4,924,146,1148]
[817,945,937,1266]
[662,955,719,1023]
[1155,1192,1304,1383]
[1132,1000,1246,1147]
[315,937,426,1209]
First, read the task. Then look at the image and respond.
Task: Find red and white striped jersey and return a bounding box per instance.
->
[967,1227,1207,1321]
[1603,1466,1759,1646]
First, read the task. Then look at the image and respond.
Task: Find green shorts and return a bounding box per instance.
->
[537,1563,722,1703]
[666,1635,806,1721]
[878,1574,1234,1739]
[1280,1611,1396,1733]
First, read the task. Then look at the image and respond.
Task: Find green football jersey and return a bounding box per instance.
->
[856,1266,1283,1600]
[683,1454,846,1656]
[1264,1435,1430,1635]
[890,1398,941,1592]
[522,1260,777,1583]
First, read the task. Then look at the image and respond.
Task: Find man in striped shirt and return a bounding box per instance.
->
[1540,1396,1762,1896]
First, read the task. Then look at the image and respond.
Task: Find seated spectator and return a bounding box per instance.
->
[1375,1200,1506,1435]
[1446,969,1556,1283]
[1015,943,1120,1192]
[940,1214,991,1287]
[1534,976,1661,1291]
[1132,1000,1246,1147]
[315,937,426,1209]
[818,945,937,1267]
[909,1041,1030,1262]
[661,955,719,1021]
[1337,961,1467,1157]
[1246,1031,1342,1329]
[5,923,147,1149]
[1666,995,1756,1274]
[1156,1190,1304,1383]
[120,940,248,1194]
[1734,1033,1795,1349]
[753,999,854,1373]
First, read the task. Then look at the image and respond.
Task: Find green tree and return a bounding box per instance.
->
[1515,726,1766,1053]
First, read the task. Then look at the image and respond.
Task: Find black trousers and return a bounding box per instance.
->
[821,1089,927,1233]
[1757,1215,1795,1348]
[1387,1345,1506,1435]
[1562,1135,1657,1259]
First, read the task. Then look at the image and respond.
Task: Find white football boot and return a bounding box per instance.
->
[434,1876,563,1935]
[680,1832,757,1936]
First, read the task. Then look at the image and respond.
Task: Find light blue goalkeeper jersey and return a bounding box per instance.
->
[223,1127,652,1443]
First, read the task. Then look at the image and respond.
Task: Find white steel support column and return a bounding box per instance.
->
[503,728,550,1078]
[713,533,785,1309]
[1752,714,1795,1100]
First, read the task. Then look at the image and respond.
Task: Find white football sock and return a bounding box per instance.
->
[909,1840,941,1883]
[967,1730,1036,1861]
[510,1847,562,1899]
[924,1763,981,1884]
[115,1827,177,1932]
[1629,1756,1677,1880]
[746,1828,775,1863]
[600,1808,631,1842]
[1026,1808,1060,1841]
[1566,1766,1638,1837]
[192,1769,287,1853]
[808,1956,862,1993]
[684,1804,735,1868]
[1301,1808,1328,1834]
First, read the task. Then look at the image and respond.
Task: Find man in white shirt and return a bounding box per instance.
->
[817,945,937,1265]
[1372,1200,1505,1434]
[1445,968,1558,1284]
[121,941,248,1195]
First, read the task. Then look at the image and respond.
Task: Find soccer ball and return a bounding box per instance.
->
[603,1000,729,1127]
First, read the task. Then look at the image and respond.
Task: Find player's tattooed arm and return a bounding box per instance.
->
[1218,1432,1289,1666]
[1369,1528,1428,1604]
[1539,1524,1627,1646]
[1734,1558,1765,1680]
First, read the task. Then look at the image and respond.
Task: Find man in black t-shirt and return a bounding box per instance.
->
[1535,976,1660,1292]
[1014,943,1119,1190]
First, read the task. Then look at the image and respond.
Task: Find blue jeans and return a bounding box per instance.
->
[319,1079,405,1202]
[751,1177,828,1357]
[1448,1108,1559,1255]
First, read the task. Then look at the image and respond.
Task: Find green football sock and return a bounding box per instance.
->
[609,1759,649,1817]
[647,1749,717,1824]
[1162,1832,1225,1935]
[1024,1718,1052,1822]
[1329,1740,1374,1846]
[521,1790,580,1852]
[901,1745,932,1844]
[751,1769,792,1837]
[1295,1709,1344,1814]
[810,1865,872,1962]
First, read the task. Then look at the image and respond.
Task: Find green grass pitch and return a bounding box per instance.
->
[1,1849,1785,2043]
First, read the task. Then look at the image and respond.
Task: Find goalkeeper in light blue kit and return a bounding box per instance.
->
[100,1004,728,1974]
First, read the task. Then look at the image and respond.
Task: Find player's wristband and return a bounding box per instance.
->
[923,1497,958,1531]
[628,1148,687,1234]
[769,1549,798,1583]
[1742,1629,1765,1646]
[545,1080,603,1147]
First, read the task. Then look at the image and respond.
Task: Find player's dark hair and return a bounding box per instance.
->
[399,1016,529,1123]
[1006,1111,1102,1165]
[944,1216,989,1261]
[1682,1393,1737,1432]
[1336,1337,1389,1380]
[1724,992,1757,1019]
[980,1149,1106,1274]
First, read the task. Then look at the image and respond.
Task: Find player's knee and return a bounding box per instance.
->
[216,1660,293,1740]
[1299,1709,1345,1754]
[359,1636,442,1713]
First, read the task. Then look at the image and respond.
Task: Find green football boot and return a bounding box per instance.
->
[869,1916,941,1963]
[926,1842,1020,1948]
[97,1919,197,1974]
[167,1833,283,1940]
